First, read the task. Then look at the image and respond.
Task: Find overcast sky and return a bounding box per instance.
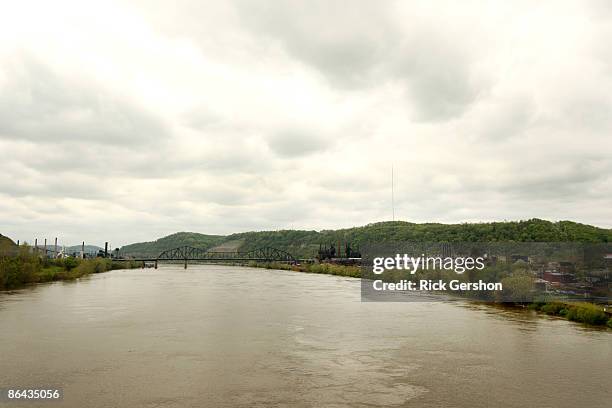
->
[1,0,611,246]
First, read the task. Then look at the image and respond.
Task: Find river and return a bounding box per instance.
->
[0,265,610,407]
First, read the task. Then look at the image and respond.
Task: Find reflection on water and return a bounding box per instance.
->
[0,265,610,408]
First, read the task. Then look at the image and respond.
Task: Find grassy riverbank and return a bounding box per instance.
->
[247,261,361,278]
[251,262,611,328]
[528,301,612,328]
[0,248,140,290]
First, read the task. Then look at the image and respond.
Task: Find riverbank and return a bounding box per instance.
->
[247,261,361,278]
[249,261,611,328]
[527,301,612,328]
[0,251,140,290]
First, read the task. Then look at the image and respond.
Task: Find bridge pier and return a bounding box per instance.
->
[184,259,187,269]
[154,260,158,269]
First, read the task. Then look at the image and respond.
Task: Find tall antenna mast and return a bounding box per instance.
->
[391,164,395,222]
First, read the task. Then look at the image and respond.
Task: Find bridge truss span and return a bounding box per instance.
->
[154,245,297,265]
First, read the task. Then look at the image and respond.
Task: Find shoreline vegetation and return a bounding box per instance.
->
[248,261,612,329]
[247,260,361,278]
[527,301,611,327]
[0,246,140,290]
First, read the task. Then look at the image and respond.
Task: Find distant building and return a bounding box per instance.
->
[543,271,575,284]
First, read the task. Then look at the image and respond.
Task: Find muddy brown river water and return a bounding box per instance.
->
[0,265,610,407]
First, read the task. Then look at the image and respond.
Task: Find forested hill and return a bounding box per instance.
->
[119,219,612,258]
[120,232,224,257]
[0,234,17,255]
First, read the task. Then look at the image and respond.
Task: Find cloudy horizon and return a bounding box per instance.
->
[1,0,611,246]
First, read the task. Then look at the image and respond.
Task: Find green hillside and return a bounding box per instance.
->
[120,219,612,259]
[120,232,224,257]
[0,234,17,256]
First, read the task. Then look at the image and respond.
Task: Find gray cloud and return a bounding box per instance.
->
[0,56,169,146]
[267,129,327,157]
[234,0,396,87]
[392,34,484,121]
[233,1,487,121]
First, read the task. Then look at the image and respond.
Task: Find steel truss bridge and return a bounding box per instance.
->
[125,245,297,268]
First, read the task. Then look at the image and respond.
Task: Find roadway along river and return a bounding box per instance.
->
[0,265,610,407]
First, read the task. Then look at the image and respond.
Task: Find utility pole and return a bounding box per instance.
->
[81,241,85,259]
[54,238,58,258]
[44,239,47,258]
[391,164,395,222]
